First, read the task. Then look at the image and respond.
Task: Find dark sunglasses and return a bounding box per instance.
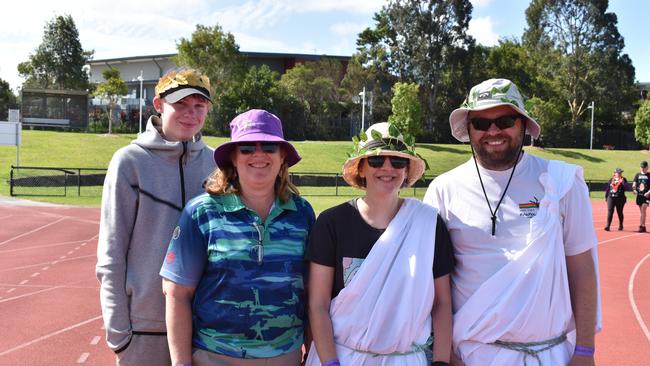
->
[469,115,521,131]
[366,155,410,169]
[237,142,280,155]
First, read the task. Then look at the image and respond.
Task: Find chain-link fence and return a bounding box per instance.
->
[10,166,106,197]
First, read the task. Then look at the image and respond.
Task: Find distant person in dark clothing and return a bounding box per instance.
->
[632,161,650,233]
[604,168,627,231]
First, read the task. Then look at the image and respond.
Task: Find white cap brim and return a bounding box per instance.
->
[163,88,212,104]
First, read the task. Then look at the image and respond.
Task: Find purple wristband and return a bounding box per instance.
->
[574,345,595,357]
[176,363,192,366]
[322,359,341,366]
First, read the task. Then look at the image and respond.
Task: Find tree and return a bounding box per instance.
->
[635,100,650,149]
[175,24,247,134]
[356,0,473,141]
[0,78,18,120]
[280,60,349,139]
[341,54,395,131]
[17,14,92,90]
[523,0,636,140]
[388,82,422,138]
[93,69,128,134]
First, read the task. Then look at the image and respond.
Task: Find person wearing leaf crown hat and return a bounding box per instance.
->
[424,79,601,366]
[305,122,454,366]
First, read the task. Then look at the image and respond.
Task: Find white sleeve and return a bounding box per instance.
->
[561,175,598,256]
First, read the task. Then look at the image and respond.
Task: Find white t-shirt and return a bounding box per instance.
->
[423,153,597,311]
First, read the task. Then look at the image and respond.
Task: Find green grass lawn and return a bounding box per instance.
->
[1,130,648,211]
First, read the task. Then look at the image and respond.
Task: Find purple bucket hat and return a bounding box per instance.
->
[213,109,301,167]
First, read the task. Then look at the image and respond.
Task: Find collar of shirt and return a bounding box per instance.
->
[220,193,297,217]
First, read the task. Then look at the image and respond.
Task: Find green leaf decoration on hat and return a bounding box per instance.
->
[347,122,427,171]
[370,129,383,141]
[498,83,511,94]
[388,123,401,138]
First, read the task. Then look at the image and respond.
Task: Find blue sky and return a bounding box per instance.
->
[0,0,647,92]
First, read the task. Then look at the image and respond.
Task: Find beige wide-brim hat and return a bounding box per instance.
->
[342,122,426,189]
[449,78,540,142]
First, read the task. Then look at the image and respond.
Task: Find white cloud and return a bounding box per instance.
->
[468,16,499,46]
[330,22,367,37]
[0,0,384,90]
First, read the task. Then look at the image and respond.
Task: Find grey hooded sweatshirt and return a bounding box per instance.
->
[96,115,215,352]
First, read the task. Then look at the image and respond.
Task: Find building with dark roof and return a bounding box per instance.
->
[87,51,350,111]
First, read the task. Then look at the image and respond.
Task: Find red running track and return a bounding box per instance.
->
[0,200,648,365]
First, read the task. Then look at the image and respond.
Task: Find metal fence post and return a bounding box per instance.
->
[77,168,81,196]
[335,173,339,196]
[10,166,14,196]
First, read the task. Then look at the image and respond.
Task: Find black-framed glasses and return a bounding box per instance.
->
[237,142,280,155]
[469,115,521,131]
[366,155,410,169]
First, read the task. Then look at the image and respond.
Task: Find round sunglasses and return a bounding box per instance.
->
[469,114,522,131]
[366,155,410,169]
[237,142,280,155]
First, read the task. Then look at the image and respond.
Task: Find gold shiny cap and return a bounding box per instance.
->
[155,68,211,103]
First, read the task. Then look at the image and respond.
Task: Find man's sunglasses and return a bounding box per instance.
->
[237,142,280,155]
[366,155,410,169]
[469,115,521,131]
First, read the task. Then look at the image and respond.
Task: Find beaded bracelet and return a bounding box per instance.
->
[574,345,595,357]
[322,359,341,366]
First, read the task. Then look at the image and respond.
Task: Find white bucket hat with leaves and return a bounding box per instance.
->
[449,78,540,142]
[342,122,427,189]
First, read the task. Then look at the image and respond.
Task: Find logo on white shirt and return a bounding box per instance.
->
[519,197,540,218]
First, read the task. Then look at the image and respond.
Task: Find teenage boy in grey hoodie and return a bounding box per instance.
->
[96,67,216,365]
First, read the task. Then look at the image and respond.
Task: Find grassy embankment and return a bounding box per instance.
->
[1,130,647,213]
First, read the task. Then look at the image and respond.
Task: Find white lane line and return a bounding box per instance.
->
[59,255,67,260]
[0,238,93,254]
[7,288,16,293]
[67,251,74,255]
[75,246,81,250]
[77,352,90,363]
[90,336,101,345]
[597,233,643,246]
[19,279,29,285]
[0,286,61,304]
[0,315,102,356]
[81,243,87,247]
[0,254,96,273]
[42,266,50,271]
[0,217,67,247]
[628,252,650,343]
[30,272,40,278]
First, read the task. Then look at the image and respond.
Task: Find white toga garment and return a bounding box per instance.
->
[306,198,439,366]
[423,154,600,365]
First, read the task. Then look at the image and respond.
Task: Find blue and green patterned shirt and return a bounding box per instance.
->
[160,193,315,358]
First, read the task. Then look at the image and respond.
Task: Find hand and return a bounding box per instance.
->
[569,355,595,366]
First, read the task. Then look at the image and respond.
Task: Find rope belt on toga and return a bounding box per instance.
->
[490,332,567,366]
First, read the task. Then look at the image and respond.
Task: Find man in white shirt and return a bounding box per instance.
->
[424,79,599,366]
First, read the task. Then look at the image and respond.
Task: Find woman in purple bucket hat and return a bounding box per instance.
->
[161,109,315,366]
